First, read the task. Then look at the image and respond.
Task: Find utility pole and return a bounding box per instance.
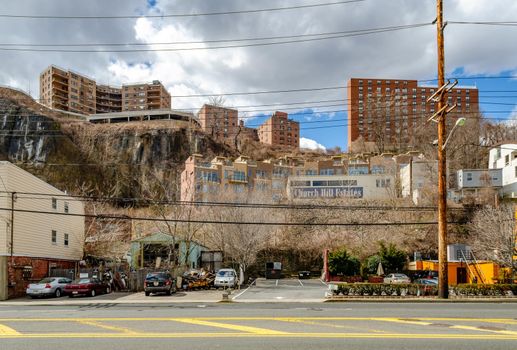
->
[10,192,16,260]
[436,0,448,299]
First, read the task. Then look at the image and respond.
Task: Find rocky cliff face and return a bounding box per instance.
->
[0,87,235,198]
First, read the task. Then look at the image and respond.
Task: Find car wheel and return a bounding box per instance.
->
[54,289,62,298]
[90,289,96,297]
[166,288,172,296]
[145,291,150,296]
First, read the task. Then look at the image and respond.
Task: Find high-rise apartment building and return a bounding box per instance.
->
[197,104,239,143]
[347,78,479,150]
[39,66,171,115]
[40,66,97,115]
[258,111,300,148]
[96,85,122,114]
[122,81,171,112]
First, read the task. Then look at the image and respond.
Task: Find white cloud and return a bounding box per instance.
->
[300,137,326,151]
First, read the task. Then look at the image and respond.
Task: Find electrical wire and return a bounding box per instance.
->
[0,1,367,20]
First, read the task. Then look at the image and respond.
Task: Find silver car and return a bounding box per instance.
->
[26,277,72,298]
[383,273,411,284]
[214,269,238,289]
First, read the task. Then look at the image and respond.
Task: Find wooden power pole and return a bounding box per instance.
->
[436,0,449,299]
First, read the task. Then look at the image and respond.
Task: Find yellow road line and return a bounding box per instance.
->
[371,318,433,326]
[0,316,515,322]
[0,332,517,339]
[450,325,517,336]
[172,319,288,335]
[76,320,139,334]
[278,318,386,333]
[0,324,21,335]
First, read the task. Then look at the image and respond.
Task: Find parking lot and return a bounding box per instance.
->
[232,278,328,302]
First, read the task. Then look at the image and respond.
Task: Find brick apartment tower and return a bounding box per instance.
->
[40,66,171,115]
[40,66,97,115]
[122,81,171,111]
[346,78,479,151]
[258,111,300,148]
[197,104,239,143]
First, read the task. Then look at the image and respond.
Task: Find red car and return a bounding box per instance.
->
[65,277,111,297]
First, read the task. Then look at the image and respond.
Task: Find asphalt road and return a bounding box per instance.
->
[232,277,328,302]
[1,302,517,349]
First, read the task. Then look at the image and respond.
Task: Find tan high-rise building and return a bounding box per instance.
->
[122,80,171,111]
[197,104,239,143]
[96,85,122,114]
[347,78,479,151]
[39,66,171,115]
[258,111,300,148]
[40,65,97,115]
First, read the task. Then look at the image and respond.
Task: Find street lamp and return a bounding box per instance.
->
[442,117,466,150]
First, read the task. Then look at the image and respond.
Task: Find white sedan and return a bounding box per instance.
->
[26,277,72,298]
[383,273,411,284]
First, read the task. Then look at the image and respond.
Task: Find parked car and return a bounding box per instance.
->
[383,273,411,284]
[298,271,311,279]
[214,268,238,289]
[414,278,438,286]
[26,277,72,298]
[65,277,111,297]
[144,272,176,296]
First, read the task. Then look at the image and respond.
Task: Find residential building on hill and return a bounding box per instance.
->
[197,104,239,144]
[488,143,517,198]
[181,152,421,202]
[0,162,85,300]
[39,65,171,115]
[347,78,479,151]
[258,111,300,148]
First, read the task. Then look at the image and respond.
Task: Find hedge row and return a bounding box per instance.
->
[332,283,517,297]
[333,283,437,296]
[450,284,517,296]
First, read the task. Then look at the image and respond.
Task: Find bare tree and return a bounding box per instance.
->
[469,204,517,281]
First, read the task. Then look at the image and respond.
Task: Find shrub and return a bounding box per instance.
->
[328,248,361,276]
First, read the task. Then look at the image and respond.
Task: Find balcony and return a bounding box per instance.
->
[228,175,248,183]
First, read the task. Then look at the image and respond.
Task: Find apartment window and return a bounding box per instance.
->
[505,155,510,165]
[64,234,69,247]
[52,198,57,210]
[51,230,57,244]
[466,172,473,181]
[64,202,69,213]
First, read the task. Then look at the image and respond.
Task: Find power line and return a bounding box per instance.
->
[0,206,456,227]
[449,21,517,27]
[0,24,432,53]
[0,1,366,20]
[0,190,467,212]
[0,24,425,48]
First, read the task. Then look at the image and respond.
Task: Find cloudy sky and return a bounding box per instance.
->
[0,0,516,150]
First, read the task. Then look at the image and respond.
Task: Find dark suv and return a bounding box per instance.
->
[144,272,176,296]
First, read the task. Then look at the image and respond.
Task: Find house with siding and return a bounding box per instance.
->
[0,162,85,300]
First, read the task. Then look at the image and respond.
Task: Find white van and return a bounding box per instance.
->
[214,268,238,288]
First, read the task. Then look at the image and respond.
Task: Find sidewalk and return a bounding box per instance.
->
[0,290,225,306]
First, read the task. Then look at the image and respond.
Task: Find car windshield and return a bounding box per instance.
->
[394,274,407,278]
[217,271,234,277]
[72,279,91,284]
[146,273,168,280]
[37,278,55,284]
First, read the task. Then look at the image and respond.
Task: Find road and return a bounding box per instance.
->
[232,278,328,302]
[1,302,517,349]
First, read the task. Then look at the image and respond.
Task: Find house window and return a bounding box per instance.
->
[515,166,517,178]
[52,198,57,210]
[505,155,510,166]
[64,234,69,247]
[64,202,69,213]
[51,230,57,244]
[466,173,473,181]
